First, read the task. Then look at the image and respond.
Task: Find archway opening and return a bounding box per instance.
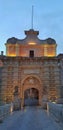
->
[24,88,39,106]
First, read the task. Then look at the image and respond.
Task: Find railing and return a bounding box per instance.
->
[0,103,13,123]
[47,102,63,123]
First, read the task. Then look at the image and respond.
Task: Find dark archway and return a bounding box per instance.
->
[21,75,42,108]
[24,88,39,106]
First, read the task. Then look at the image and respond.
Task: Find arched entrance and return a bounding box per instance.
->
[24,88,39,106]
[21,75,42,107]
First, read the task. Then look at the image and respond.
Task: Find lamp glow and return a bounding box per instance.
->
[28,42,36,45]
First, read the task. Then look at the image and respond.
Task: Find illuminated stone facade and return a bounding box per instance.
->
[5,29,56,57]
[0,29,63,107]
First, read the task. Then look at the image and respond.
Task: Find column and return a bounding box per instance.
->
[44,45,47,56]
[16,43,19,56]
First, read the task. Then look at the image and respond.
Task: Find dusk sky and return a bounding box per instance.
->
[0,0,63,55]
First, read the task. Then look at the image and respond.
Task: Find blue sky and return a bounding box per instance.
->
[0,0,63,55]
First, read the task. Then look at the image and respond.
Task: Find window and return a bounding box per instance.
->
[29,50,34,58]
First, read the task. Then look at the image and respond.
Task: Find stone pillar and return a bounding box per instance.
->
[13,87,21,110]
[6,44,9,56]
[21,98,24,109]
[39,90,42,106]
[44,45,47,56]
[21,86,24,109]
[16,43,19,56]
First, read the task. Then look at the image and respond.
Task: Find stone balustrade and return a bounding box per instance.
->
[47,102,63,123]
[0,103,13,123]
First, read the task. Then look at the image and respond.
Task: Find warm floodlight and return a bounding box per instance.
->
[28,42,36,45]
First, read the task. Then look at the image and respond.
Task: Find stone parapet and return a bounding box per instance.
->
[47,102,63,123]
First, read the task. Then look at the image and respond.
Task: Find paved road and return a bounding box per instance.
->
[0,107,62,130]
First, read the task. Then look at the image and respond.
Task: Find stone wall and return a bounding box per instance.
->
[47,102,63,123]
[0,56,61,105]
[0,103,13,122]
